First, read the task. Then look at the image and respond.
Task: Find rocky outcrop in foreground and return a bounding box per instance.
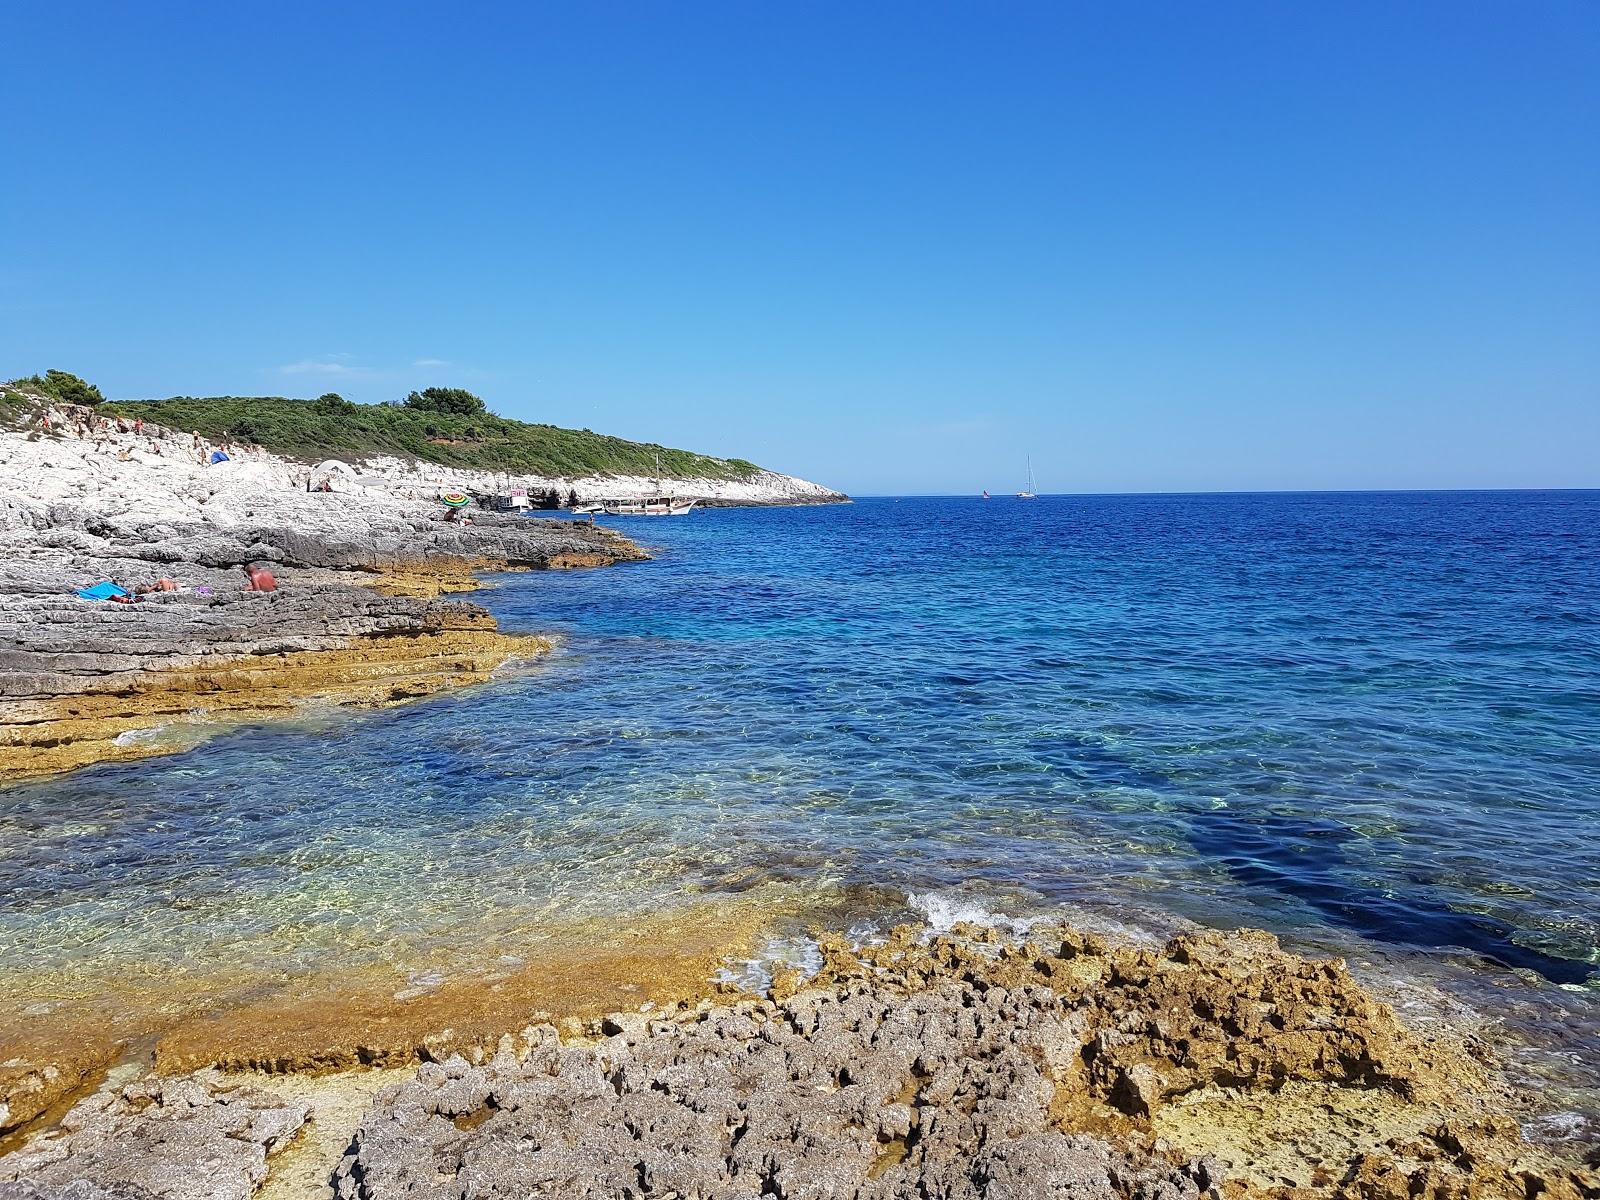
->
[5,924,1594,1200]
[331,946,1218,1200]
[0,1074,308,1200]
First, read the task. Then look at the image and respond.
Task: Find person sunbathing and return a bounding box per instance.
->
[242,564,278,592]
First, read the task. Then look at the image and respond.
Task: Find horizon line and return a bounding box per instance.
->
[843,486,1600,498]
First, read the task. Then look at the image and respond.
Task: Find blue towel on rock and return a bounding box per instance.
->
[78,581,128,601]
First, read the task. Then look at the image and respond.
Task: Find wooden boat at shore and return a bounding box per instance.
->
[572,496,698,517]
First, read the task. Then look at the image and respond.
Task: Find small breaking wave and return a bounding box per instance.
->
[715,933,825,994]
[113,724,172,747]
[906,889,1049,938]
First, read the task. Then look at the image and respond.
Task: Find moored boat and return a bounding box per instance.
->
[574,451,700,516]
[601,499,694,518]
[591,496,698,517]
[1017,456,1037,499]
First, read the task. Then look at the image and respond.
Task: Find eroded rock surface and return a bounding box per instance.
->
[0,1073,307,1200]
[0,505,636,699]
[328,925,1599,1200]
[333,995,1216,1200]
[2,924,1594,1199]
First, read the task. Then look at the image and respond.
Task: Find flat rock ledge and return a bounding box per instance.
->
[0,1073,307,1200]
[0,505,643,780]
[5,925,1594,1200]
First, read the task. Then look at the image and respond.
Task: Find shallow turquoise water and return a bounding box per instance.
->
[2,492,1598,1091]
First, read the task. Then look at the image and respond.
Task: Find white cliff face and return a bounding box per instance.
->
[1,405,844,539]
[2,418,409,535]
[363,459,846,507]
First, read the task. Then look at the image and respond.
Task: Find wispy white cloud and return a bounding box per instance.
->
[272,355,474,383]
[277,357,375,378]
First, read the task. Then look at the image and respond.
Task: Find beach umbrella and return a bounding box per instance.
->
[439,491,471,508]
[309,459,356,493]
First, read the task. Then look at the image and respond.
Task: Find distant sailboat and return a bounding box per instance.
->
[1016,457,1037,499]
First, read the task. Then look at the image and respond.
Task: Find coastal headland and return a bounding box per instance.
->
[0,387,838,780]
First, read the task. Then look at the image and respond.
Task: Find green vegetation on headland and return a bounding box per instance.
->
[1,374,761,481]
[6,370,105,408]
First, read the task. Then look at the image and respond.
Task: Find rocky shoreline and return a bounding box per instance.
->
[0,505,643,779]
[0,409,663,779]
[0,395,851,780]
[3,411,1595,1198]
[0,511,643,779]
[2,921,1594,1199]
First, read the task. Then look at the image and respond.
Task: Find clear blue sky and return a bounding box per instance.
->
[4,2,1596,494]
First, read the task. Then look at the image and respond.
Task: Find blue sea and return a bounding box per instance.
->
[3,492,1598,1106]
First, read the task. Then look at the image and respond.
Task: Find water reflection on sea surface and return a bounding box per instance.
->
[2,492,1597,1105]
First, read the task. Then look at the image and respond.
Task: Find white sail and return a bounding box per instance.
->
[1017,456,1037,499]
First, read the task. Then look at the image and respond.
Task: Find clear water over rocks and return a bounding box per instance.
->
[3,492,1597,1094]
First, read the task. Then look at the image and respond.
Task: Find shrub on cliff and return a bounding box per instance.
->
[403,387,485,416]
[11,370,106,406]
[96,393,766,482]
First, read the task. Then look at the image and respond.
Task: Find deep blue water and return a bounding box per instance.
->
[3,492,1598,1087]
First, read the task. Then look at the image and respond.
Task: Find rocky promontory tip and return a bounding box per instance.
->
[3,922,1594,1199]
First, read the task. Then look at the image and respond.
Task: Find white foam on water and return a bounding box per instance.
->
[715,933,825,993]
[907,889,1048,938]
[903,889,1186,952]
[113,724,171,747]
[1522,1109,1600,1151]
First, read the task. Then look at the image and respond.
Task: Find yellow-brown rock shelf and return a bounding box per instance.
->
[0,626,551,781]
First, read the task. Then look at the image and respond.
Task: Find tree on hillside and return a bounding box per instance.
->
[315,392,355,414]
[403,386,485,416]
[20,370,106,406]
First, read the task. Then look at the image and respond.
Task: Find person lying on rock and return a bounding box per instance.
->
[108,578,180,603]
[242,564,278,593]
